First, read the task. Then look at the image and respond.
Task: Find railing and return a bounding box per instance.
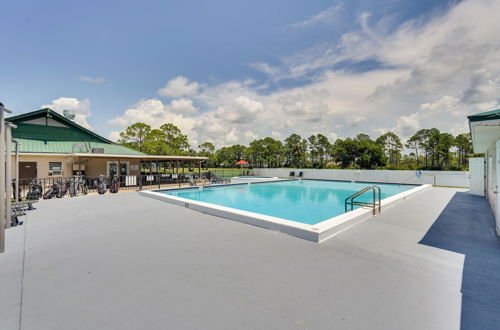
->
[345,185,381,215]
[13,171,220,200]
[11,169,251,200]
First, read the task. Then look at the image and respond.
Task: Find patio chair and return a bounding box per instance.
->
[298,171,304,178]
[212,174,230,184]
[289,171,295,178]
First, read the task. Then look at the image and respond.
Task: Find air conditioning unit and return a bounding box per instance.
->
[92,148,105,154]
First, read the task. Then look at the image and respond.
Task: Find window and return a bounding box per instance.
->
[48,162,63,176]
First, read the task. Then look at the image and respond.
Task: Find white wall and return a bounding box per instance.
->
[253,168,470,187]
[485,143,497,222]
[484,139,500,235]
[469,157,485,196]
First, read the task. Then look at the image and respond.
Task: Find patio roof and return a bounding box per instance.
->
[6,109,207,161]
[467,108,500,122]
[468,109,500,153]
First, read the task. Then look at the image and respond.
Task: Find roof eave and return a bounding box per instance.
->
[468,118,500,153]
[14,152,207,160]
[6,108,114,144]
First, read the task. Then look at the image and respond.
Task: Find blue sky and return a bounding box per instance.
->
[2,0,499,146]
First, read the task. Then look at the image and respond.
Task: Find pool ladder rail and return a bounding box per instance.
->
[345,185,381,215]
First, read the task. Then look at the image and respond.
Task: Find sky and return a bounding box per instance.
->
[2,0,500,148]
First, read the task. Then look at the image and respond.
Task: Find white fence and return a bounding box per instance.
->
[253,168,470,187]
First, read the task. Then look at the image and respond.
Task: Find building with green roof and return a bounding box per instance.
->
[6,108,206,179]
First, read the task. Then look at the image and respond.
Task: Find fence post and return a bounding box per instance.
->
[158,174,160,189]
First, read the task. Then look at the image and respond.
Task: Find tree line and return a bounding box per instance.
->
[118,122,474,170]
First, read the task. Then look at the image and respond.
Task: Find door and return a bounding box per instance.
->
[19,162,37,179]
[108,163,118,177]
[107,162,128,177]
[119,163,128,176]
[469,157,485,196]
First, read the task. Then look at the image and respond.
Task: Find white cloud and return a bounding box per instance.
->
[79,76,106,84]
[394,113,420,137]
[345,115,367,127]
[41,97,92,128]
[245,131,259,142]
[288,4,343,28]
[158,76,200,98]
[108,0,500,148]
[107,98,197,144]
[271,131,282,139]
[214,96,264,124]
[108,131,121,142]
[169,98,198,114]
[279,90,330,122]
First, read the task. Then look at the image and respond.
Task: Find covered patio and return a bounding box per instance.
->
[12,153,209,199]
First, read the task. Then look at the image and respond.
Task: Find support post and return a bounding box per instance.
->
[177,160,180,187]
[14,140,19,203]
[199,160,202,182]
[0,119,6,253]
[0,103,12,253]
[5,125,12,228]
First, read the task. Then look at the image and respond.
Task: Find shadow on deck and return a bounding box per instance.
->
[419,192,500,330]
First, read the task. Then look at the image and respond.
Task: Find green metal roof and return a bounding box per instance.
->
[7,108,113,143]
[12,123,108,142]
[12,138,146,156]
[468,108,500,122]
[6,108,146,156]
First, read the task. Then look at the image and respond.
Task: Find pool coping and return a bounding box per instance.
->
[139,182,432,243]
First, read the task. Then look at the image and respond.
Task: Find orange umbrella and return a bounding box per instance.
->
[235,160,249,165]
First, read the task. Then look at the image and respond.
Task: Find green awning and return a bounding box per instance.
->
[468,108,500,122]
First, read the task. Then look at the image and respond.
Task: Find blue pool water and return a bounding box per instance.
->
[159,180,415,225]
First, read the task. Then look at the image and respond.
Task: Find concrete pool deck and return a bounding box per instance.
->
[0,187,476,329]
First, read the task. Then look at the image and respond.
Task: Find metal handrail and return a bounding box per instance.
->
[345,185,381,215]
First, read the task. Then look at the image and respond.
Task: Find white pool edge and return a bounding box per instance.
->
[139,183,432,243]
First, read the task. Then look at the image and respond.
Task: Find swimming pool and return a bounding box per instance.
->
[162,180,412,224]
[140,180,431,242]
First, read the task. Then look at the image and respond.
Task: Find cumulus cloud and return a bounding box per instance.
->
[158,76,200,98]
[345,115,367,127]
[213,96,264,124]
[108,98,197,143]
[41,97,92,128]
[279,90,330,122]
[108,0,500,147]
[169,98,198,114]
